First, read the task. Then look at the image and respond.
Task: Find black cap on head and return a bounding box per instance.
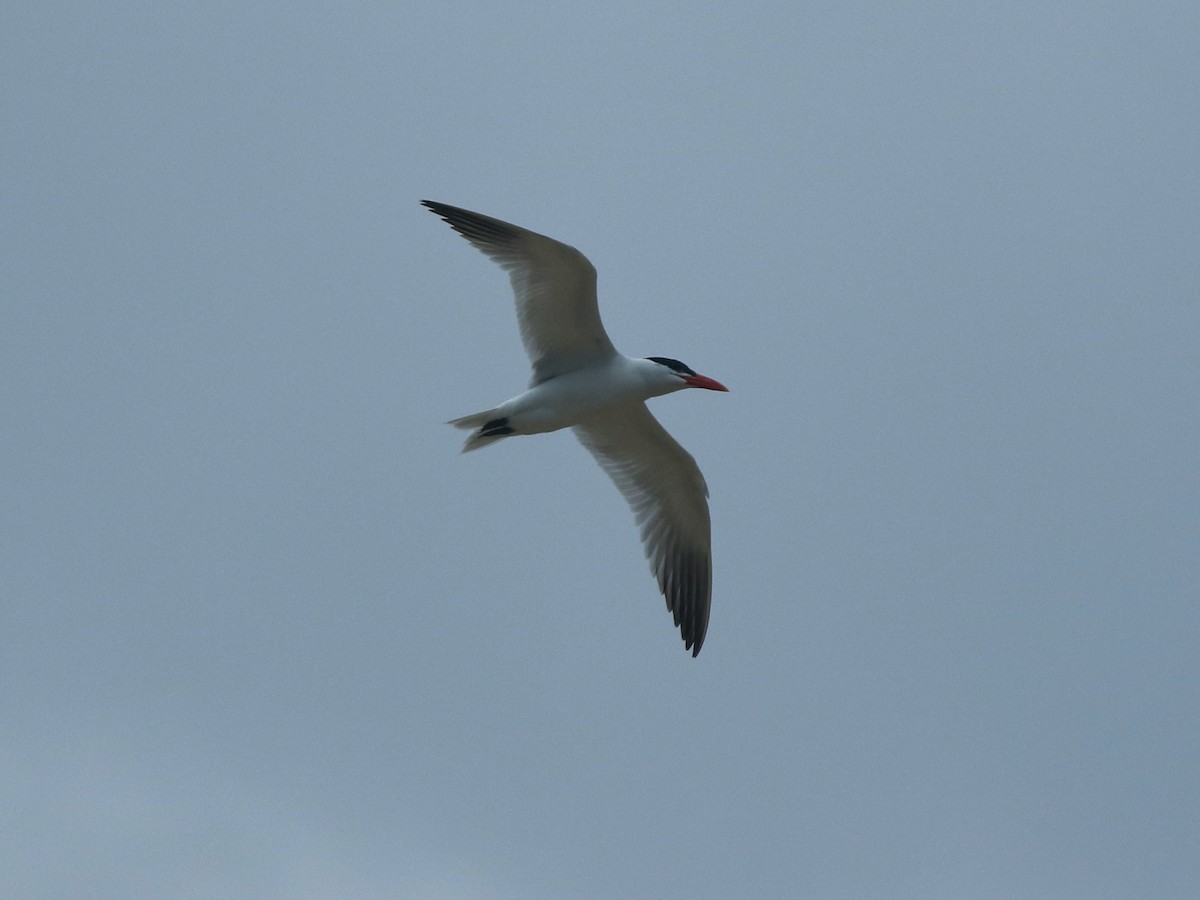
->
[645,357,697,376]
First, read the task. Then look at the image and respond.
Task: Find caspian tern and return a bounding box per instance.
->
[423,200,728,656]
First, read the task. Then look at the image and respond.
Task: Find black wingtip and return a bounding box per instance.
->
[665,546,710,658]
[420,200,519,247]
[420,199,459,218]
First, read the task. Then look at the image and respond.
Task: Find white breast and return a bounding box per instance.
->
[500,358,655,434]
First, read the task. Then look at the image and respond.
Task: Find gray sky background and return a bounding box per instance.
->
[4,3,1198,898]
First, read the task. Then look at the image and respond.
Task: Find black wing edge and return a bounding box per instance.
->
[420,200,519,247]
[662,546,711,657]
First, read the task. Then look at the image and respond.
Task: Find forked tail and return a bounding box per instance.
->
[447,408,515,453]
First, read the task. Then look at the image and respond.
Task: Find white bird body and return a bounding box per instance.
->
[423,200,728,656]
[458,356,693,438]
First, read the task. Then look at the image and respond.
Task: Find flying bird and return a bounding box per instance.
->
[422,200,728,656]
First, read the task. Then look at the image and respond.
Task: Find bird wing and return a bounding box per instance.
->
[422,200,619,384]
[572,403,713,656]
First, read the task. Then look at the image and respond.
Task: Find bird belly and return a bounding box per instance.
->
[501,367,644,435]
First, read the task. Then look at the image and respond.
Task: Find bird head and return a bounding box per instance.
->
[644,357,729,394]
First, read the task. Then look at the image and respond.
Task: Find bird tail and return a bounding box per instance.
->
[447,408,515,453]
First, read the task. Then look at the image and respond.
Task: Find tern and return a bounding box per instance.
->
[423,200,728,656]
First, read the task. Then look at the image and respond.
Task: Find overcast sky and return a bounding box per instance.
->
[3,3,1198,898]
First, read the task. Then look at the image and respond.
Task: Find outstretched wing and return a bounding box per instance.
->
[572,403,713,656]
[422,201,619,384]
